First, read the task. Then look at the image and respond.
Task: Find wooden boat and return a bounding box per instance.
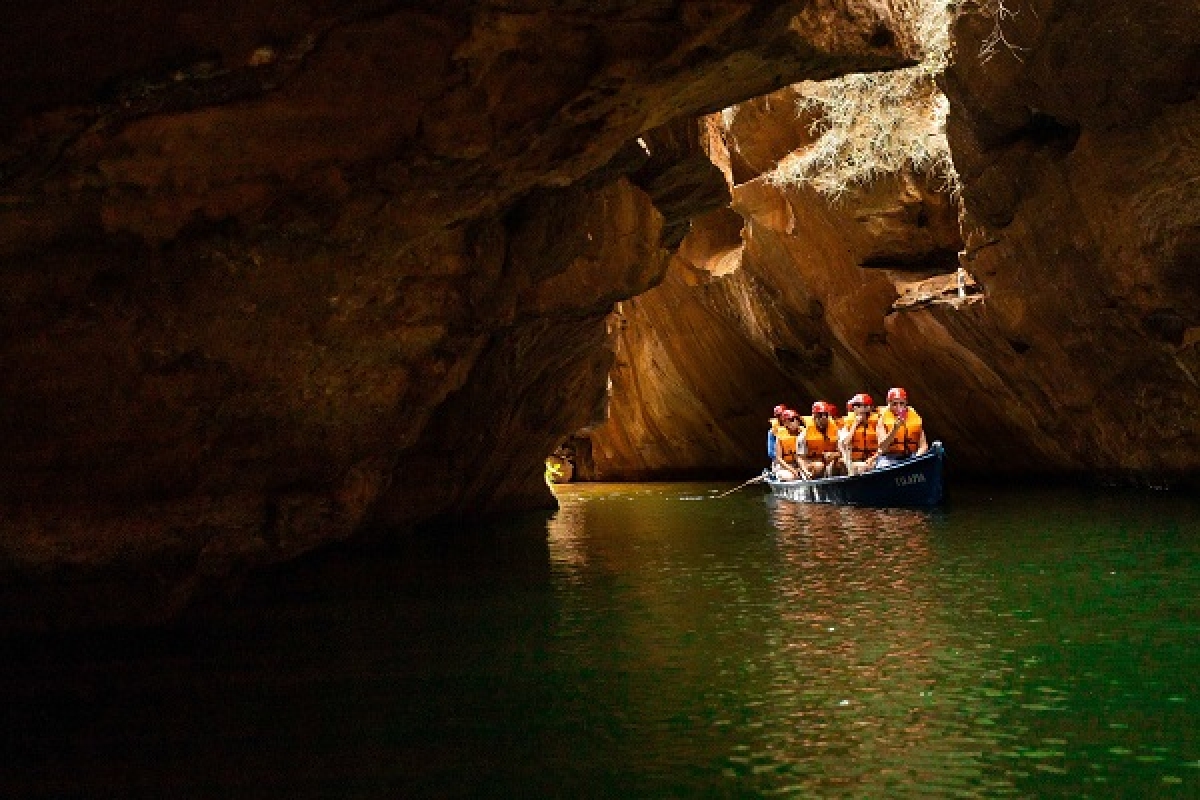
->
[766,442,945,507]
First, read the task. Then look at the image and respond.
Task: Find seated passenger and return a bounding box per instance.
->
[875,387,929,467]
[772,409,806,481]
[835,401,853,429]
[800,402,844,478]
[840,393,880,475]
[767,404,788,462]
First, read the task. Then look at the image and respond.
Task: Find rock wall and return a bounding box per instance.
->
[586,0,1200,485]
[0,1,907,628]
[8,0,1192,628]
[585,105,973,479]
[942,0,1200,478]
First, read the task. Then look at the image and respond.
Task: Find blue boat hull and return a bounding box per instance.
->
[767,443,945,507]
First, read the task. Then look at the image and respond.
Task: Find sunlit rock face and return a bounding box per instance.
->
[0,1,907,627]
[583,101,969,479]
[587,0,1200,486]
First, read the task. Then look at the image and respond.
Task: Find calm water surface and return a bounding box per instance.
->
[3,484,1198,798]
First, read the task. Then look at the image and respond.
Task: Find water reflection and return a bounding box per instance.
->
[748,500,1007,795]
[546,490,590,575]
[2,484,1194,797]
[544,486,1021,796]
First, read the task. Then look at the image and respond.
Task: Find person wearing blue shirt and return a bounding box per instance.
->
[767,404,787,461]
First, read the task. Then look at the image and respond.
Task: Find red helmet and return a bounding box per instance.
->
[781,409,800,422]
[813,401,832,415]
[848,393,874,411]
[773,404,788,418]
[887,387,908,403]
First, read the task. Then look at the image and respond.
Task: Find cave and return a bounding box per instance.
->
[4,1,1200,797]
[1,0,1198,629]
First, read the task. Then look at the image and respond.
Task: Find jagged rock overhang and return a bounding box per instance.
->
[0,0,914,629]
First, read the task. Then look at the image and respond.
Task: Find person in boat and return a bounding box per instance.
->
[772,409,807,481]
[839,393,880,475]
[799,401,844,478]
[875,387,928,467]
[767,404,788,462]
[545,444,575,484]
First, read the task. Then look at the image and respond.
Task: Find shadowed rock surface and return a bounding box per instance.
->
[0,1,907,628]
[941,0,1200,476]
[4,0,1197,630]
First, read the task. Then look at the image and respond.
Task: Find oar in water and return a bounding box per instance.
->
[714,473,768,498]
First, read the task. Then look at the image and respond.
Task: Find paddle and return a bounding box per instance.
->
[714,473,768,498]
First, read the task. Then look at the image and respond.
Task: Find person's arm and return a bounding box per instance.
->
[838,420,855,465]
[915,429,929,456]
[823,430,840,464]
[875,416,897,455]
[775,442,810,479]
[866,417,879,467]
[773,438,789,473]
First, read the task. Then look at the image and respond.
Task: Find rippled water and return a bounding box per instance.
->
[2,484,1198,797]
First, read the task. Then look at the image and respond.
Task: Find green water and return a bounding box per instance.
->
[3,484,1198,798]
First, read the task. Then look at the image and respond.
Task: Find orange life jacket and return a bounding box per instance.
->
[843,412,880,460]
[767,418,784,460]
[880,407,924,456]
[776,430,799,465]
[801,416,839,457]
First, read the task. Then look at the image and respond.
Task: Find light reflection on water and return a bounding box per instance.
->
[761,502,992,797]
[545,483,1199,797]
[0,483,1196,797]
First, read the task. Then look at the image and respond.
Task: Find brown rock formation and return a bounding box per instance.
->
[941,0,1200,475]
[584,104,968,479]
[0,1,908,628]
[585,0,1200,486]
